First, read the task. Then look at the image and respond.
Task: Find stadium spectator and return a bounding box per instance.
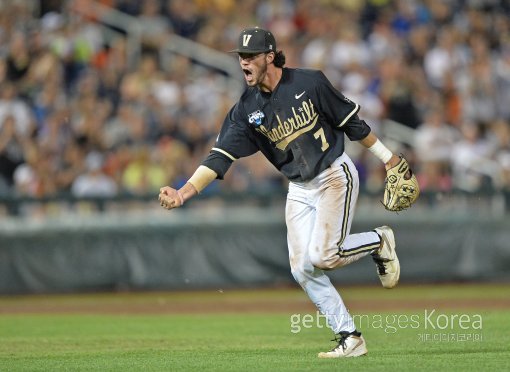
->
[71,151,117,197]
[121,145,167,194]
[0,0,509,216]
[450,123,501,191]
[138,0,172,52]
[414,107,457,191]
[0,115,29,189]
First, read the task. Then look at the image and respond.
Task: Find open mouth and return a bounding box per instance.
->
[243,68,253,82]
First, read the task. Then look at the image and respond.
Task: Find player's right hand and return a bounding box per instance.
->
[159,186,182,210]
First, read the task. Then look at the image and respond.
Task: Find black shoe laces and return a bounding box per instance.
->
[371,253,387,275]
[331,331,360,351]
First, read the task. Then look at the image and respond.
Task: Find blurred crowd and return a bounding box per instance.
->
[1,0,510,205]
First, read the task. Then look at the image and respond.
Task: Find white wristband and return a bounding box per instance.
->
[368,139,393,163]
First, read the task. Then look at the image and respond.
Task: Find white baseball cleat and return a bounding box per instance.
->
[372,226,400,289]
[318,331,368,358]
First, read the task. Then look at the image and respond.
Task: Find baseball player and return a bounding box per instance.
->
[159,27,402,358]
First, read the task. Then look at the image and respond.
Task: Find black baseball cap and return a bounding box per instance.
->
[230,27,276,54]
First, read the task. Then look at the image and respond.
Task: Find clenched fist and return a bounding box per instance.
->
[159,186,184,210]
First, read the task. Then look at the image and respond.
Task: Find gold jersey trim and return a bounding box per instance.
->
[338,103,359,127]
[211,147,237,161]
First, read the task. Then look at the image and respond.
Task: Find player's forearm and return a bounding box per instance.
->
[187,165,218,193]
[178,182,199,203]
[359,132,378,148]
[177,166,218,203]
[178,165,218,203]
[359,132,400,169]
[159,166,218,210]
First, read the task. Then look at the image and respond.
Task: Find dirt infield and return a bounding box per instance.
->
[1,285,509,314]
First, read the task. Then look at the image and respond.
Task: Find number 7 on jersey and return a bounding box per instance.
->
[314,128,330,152]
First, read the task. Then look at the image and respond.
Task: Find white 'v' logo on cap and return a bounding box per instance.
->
[242,34,252,47]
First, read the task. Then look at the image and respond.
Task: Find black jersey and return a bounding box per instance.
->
[202,68,371,182]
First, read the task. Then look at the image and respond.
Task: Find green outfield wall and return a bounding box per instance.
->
[1,208,509,294]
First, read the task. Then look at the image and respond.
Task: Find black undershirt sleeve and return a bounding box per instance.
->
[201,102,259,179]
[201,152,233,180]
[343,114,372,141]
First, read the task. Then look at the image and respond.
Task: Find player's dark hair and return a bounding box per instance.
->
[273,50,286,68]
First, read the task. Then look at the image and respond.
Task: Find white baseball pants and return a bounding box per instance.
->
[286,153,381,333]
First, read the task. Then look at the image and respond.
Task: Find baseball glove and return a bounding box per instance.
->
[382,156,420,212]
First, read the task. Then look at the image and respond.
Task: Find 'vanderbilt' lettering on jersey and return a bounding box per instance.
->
[256,99,318,150]
[202,68,371,182]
